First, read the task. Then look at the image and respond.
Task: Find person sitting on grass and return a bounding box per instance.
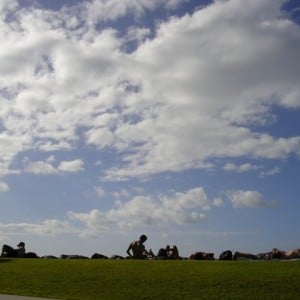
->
[126,234,153,259]
[190,251,214,260]
[1,242,26,258]
[156,246,169,260]
[283,248,300,259]
[167,245,180,259]
[268,248,300,259]
[232,251,260,260]
[233,248,300,260]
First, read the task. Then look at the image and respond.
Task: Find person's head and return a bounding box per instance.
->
[17,242,25,248]
[139,234,147,243]
[166,245,171,251]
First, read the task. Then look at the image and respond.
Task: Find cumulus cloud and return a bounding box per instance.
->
[0,0,17,16]
[227,190,277,208]
[0,186,276,238]
[25,161,58,175]
[161,187,211,211]
[25,159,84,174]
[84,0,187,24]
[58,159,84,172]
[68,187,218,236]
[0,187,216,237]
[223,163,261,173]
[260,166,280,177]
[0,219,73,236]
[0,0,299,182]
[102,0,300,179]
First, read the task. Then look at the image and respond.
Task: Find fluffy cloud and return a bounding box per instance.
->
[105,0,300,179]
[0,0,299,182]
[260,166,280,177]
[0,187,216,237]
[68,187,218,235]
[58,159,84,172]
[0,219,73,236]
[227,190,277,208]
[84,0,187,23]
[223,163,261,173]
[0,0,17,16]
[25,159,84,174]
[0,187,274,237]
[25,161,58,175]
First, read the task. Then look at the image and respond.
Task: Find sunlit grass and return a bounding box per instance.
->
[0,259,299,299]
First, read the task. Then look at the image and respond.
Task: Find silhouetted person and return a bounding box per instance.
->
[233,248,300,260]
[1,242,26,258]
[126,234,152,259]
[269,248,300,259]
[156,245,170,260]
[168,245,180,259]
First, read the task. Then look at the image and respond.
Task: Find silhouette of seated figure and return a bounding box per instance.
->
[1,242,26,258]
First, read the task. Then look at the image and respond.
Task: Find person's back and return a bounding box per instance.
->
[130,240,146,258]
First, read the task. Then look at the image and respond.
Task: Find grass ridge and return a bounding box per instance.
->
[0,259,299,299]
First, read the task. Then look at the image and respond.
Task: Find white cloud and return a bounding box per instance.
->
[0,220,74,236]
[224,162,280,177]
[0,187,275,238]
[260,166,280,177]
[0,0,17,16]
[46,155,56,163]
[0,0,299,181]
[25,159,84,174]
[227,190,277,208]
[25,161,58,175]
[68,187,219,236]
[223,163,261,173]
[125,26,151,45]
[58,159,84,172]
[0,181,9,192]
[102,0,300,179]
[161,187,211,211]
[84,0,186,24]
[94,186,105,198]
[212,197,224,207]
[112,189,131,199]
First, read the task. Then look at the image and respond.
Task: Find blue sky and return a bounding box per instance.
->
[0,0,300,258]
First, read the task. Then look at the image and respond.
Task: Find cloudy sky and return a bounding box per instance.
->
[0,0,299,258]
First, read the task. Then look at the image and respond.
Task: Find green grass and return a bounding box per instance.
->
[0,258,300,299]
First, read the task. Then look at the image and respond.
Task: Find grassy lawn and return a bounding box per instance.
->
[0,258,300,299]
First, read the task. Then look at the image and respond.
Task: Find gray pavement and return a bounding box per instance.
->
[0,295,62,300]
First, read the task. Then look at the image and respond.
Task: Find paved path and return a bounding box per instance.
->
[0,295,61,300]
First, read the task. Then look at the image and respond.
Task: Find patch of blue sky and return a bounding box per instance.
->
[3,152,115,220]
[281,0,300,24]
[264,106,300,138]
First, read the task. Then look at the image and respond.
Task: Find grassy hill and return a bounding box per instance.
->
[0,258,300,299]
